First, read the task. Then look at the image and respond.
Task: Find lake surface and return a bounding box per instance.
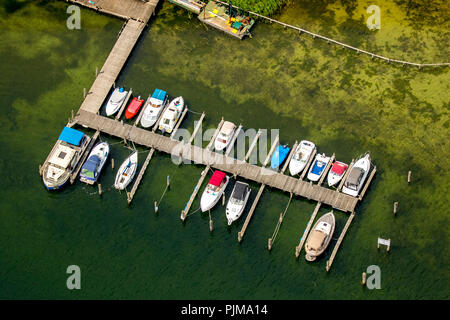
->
[0,0,448,299]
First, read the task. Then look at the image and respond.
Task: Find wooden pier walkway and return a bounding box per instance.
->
[70,130,100,184]
[295,202,322,258]
[127,148,155,204]
[73,110,362,213]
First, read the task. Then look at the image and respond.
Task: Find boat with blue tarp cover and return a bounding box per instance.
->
[271,144,290,169]
[140,89,168,128]
[307,153,331,182]
[42,127,91,190]
[79,142,110,184]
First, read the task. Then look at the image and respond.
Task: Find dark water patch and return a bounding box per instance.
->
[2,0,27,13]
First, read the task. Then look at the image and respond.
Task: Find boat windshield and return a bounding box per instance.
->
[207,184,219,192]
[230,198,244,205]
[81,169,95,178]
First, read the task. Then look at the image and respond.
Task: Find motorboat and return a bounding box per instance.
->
[79,141,110,185]
[140,89,168,128]
[105,87,128,116]
[125,96,144,119]
[42,126,91,190]
[226,181,251,225]
[304,211,335,261]
[327,161,348,187]
[214,121,236,151]
[289,140,315,176]
[271,144,290,169]
[307,153,331,182]
[158,96,185,134]
[200,170,229,212]
[342,153,371,197]
[114,151,138,190]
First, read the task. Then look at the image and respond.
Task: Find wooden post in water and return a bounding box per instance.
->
[393,202,398,215]
[222,193,225,206]
[83,88,86,99]
[154,201,158,214]
[268,238,273,251]
[408,171,411,184]
[96,66,98,77]
[111,158,114,169]
[98,183,102,196]
[362,272,367,285]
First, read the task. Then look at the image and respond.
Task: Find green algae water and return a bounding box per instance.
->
[0,0,449,299]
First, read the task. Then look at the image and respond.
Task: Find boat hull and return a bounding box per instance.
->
[289,140,315,176]
[200,176,229,212]
[158,96,184,133]
[304,212,335,261]
[79,142,110,184]
[226,183,251,225]
[342,155,370,197]
[105,88,128,116]
[307,154,330,182]
[114,152,138,190]
[271,145,290,169]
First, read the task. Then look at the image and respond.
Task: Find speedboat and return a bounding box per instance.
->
[42,127,91,190]
[342,153,371,197]
[304,211,335,261]
[158,96,184,134]
[307,153,331,182]
[125,96,144,119]
[289,140,315,176]
[114,151,138,190]
[271,144,290,169]
[140,89,168,128]
[214,121,236,151]
[200,170,229,212]
[79,141,110,185]
[226,181,251,225]
[105,87,128,116]
[327,161,348,187]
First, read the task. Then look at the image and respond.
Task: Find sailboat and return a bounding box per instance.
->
[226,181,251,225]
[79,141,110,184]
[114,151,138,190]
[200,170,229,212]
[304,211,335,262]
[140,89,168,128]
[271,144,290,169]
[289,140,315,176]
[307,153,331,182]
[342,153,371,197]
[327,161,348,187]
[105,87,128,116]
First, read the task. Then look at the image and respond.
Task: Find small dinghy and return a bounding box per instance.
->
[307,153,331,182]
[289,140,315,176]
[214,121,236,151]
[304,211,335,262]
[327,161,348,187]
[114,151,138,190]
[105,87,128,116]
[200,170,229,212]
[125,96,144,119]
[226,181,251,225]
[159,96,184,134]
[79,141,110,185]
[271,144,290,170]
[342,153,371,197]
[140,89,167,128]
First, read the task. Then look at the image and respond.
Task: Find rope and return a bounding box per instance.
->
[185,206,201,217]
[187,109,204,115]
[157,184,169,206]
[270,193,293,244]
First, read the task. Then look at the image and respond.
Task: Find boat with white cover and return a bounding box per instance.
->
[214,121,236,151]
[200,170,229,212]
[289,140,315,176]
[42,126,91,190]
[140,89,168,128]
[79,141,110,185]
[304,211,335,261]
[114,151,138,190]
[226,181,251,225]
[158,96,184,134]
[342,153,371,197]
[105,87,128,116]
[307,153,331,182]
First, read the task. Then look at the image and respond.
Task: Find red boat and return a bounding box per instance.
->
[125,96,144,119]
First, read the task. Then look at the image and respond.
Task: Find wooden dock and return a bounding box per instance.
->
[70,130,100,184]
[238,184,265,242]
[181,166,210,220]
[300,148,316,180]
[188,112,206,144]
[295,202,322,258]
[127,148,155,204]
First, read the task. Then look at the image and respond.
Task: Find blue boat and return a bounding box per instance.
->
[79,142,110,185]
[271,144,290,169]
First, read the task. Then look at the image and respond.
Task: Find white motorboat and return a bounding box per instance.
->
[289,140,315,176]
[140,89,168,128]
[114,151,138,190]
[158,96,184,134]
[226,181,251,225]
[42,126,91,190]
[105,87,128,116]
[342,153,371,197]
[307,153,331,182]
[214,121,236,151]
[304,211,335,262]
[200,170,229,212]
[327,161,348,187]
[79,141,110,185]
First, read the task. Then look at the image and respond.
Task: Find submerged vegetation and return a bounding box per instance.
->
[201,0,289,16]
